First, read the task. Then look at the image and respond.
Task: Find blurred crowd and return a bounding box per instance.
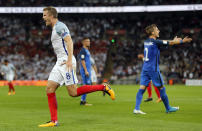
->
[110,13,202,82]
[0,15,109,80]
[0,12,202,82]
[0,0,200,6]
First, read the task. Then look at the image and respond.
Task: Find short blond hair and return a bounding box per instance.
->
[43,6,58,18]
[145,24,157,36]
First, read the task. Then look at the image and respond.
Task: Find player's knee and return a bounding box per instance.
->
[68,91,77,97]
[46,86,55,93]
[66,85,77,97]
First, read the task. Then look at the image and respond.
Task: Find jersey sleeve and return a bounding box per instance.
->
[80,49,86,60]
[152,39,169,46]
[55,22,70,39]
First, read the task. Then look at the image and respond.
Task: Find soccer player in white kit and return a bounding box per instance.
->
[39,6,115,127]
[1,60,16,95]
[90,56,98,85]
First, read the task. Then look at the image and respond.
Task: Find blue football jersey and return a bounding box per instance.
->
[142,38,169,71]
[79,47,91,73]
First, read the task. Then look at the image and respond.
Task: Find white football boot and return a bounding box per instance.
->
[133,109,146,114]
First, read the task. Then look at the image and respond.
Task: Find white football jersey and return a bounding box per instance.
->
[1,63,15,75]
[48,21,78,86]
[51,21,71,60]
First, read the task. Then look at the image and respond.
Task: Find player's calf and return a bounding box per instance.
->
[71,83,115,100]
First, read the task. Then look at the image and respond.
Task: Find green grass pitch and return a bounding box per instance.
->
[0,85,202,131]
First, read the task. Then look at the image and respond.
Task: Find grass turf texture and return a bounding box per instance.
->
[0,85,202,131]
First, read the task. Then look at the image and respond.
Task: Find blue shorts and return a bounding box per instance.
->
[80,72,91,85]
[140,70,164,87]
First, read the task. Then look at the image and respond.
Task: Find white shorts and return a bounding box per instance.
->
[6,74,14,81]
[91,69,97,83]
[48,56,78,86]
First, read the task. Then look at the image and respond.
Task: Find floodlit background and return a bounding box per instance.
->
[0,1,201,86]
[0,1,202,131]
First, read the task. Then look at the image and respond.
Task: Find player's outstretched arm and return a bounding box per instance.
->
[173,36,182,41]
[169,36,192,45]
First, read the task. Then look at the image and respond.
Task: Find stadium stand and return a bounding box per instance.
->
[0,12,201,83]
[0,0,200,6]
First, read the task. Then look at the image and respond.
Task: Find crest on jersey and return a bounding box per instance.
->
[66,73,71,80]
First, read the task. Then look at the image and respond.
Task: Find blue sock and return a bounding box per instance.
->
[160,87,170,111]
[135,89,145,110]
[81,94,87,102]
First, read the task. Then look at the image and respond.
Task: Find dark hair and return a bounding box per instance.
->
[145,24,157,36]
[4,59,8,63]
[82,37,89,41]
[43,6,58,18]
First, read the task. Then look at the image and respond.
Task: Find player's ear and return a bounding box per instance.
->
[50,14,53,18]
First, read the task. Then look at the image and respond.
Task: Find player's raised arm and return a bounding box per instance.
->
[153,36,192,46]
[145,24,192,46]
[169,36,192,45]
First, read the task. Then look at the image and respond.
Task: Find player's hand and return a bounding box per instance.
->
[66,60,73,72]
[173,36,182,41]
[14,75,17,80]
[1,72,4,75]
[138,54,144,59]
[182,36,192,43]
[85,71,89,76]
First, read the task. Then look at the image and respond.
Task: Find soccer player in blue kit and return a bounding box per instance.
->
[79,37,92,106]
[133,24,192,114]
